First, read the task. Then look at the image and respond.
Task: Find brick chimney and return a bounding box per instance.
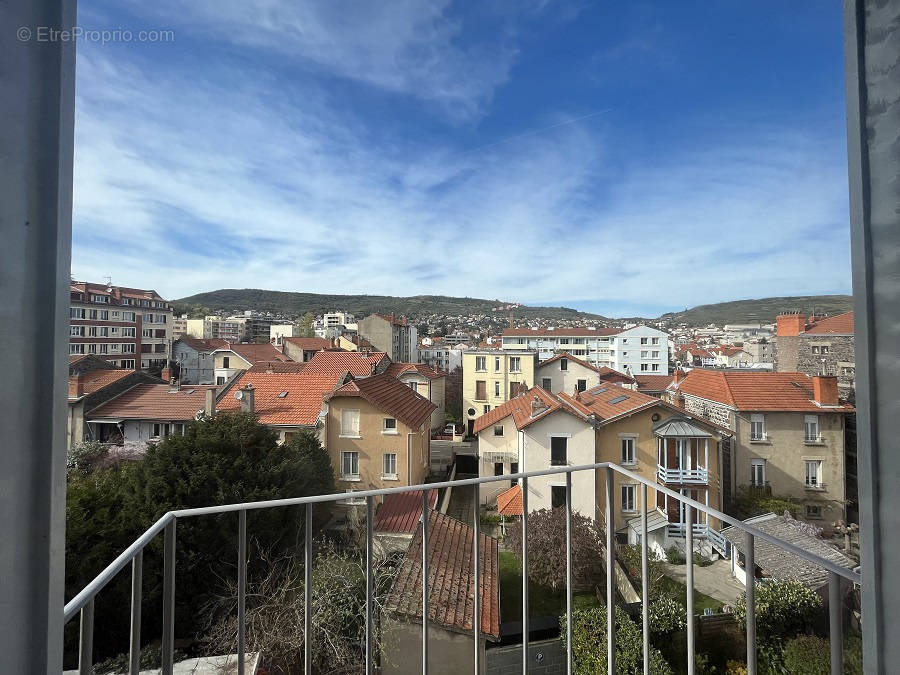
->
[776,312,807,337]
[240,383,255,413]
[812,375,839,406]
[161,367,172,382]
[69,376,84,398]
[673,367,685,385]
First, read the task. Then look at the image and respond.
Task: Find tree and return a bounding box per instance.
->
[64,416,335,665]
[506,508,604,589]
[297,311,315,337]
[444,365,463,423]
[733,579,823,646]
[561,605,672,674]
[732,488,803,520]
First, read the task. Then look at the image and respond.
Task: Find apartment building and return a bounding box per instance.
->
[323,373,436,499]
[775,312,855,401]
[462,349,536,437]
[501,324,669,374]
[668,369,854,526]
[69,281,173,372]
[358,313,414,362]
[417,343,463,373]
[203,315,247,342]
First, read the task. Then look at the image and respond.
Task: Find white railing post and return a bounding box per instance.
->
[745,531,757,675]
[565,471,573,675]
[605,467,615,675]
[521,476,529,674]
[237,510,247,675]
[422,490,430,675]
[686,504,695,675]
[829,571,843,675]
[161,518,176,675]
[641,483,649,675]
[473,484,481,675]
[304,504,313,675]
[366,496,374,675]
[78,598,94,675]
[128,551,142,675]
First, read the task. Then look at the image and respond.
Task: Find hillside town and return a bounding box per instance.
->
[65,277,861,672]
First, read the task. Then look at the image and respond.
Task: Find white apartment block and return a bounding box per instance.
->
[501,325,669,375]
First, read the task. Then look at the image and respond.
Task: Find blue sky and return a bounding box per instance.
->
[70,1,851,317]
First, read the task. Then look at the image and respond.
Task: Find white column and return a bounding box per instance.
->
[704,437,709,470]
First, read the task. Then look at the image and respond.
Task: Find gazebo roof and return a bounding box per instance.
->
[652,417,713,438]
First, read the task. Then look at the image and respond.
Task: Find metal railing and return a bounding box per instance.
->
[65,462,861,675]
[657,464,709,484]
[666,522,709,539]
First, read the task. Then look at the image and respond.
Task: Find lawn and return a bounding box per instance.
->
[498,551,601,622]
[655,575,723,614]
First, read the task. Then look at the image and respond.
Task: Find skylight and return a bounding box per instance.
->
[278,391,289,398]
[608,395,628,404]
[591,387,608,394]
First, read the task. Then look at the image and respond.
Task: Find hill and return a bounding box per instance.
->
[172,289,607,321]
[659,295,853,326]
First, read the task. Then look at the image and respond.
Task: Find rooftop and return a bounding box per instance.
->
[303,350,389,377]
[213,342,291,364]
[374,489,439,534]
[218,372,342,426]
[69,369,136,398]
[803,311,855,335]
[88,384,218,422]
[325,373,436,428]
[384,362,446,380]
[496,484,523,517]
[282,336,334,351]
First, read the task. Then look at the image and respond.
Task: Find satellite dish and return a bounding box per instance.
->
[234,390,243,400]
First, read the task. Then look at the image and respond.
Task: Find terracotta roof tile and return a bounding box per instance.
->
[247,361,307,373]
[496,485,523,517]
[175,336,220,352]
[677,370,854,412]
[473,386,588,434]
[88,384,218,421]
[375,490,439,533]
[385,363,446,380]
[70,369,135,396]
[324,373,436,428]
[803,312,854,335]
[572,383,662,422]
[213,343,291,364]
[282,337,333,351]
[218,372,341,426]
[536,352,599,373]
[633,374,674,392]
[303,350,389,377]
[387,510,500,640]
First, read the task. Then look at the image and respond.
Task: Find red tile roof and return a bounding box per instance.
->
[303,350,389,377]
[473,386,587,434]
[676,370,854,412]
[282,336,333,351]
[214,343,291,364]
[387,510,500,640]
[561,383,661,423]
[88,384,218,421]
[385,362,446,380]
[502,327,619,337]
[633,374,674,392]
[374,313,408,326]
[176,336,224,352]
[70,369,135,396]
[375,490,439,533]
[597,366,636,384]
[218,372,341,426]
[325,373,436,428]
[496,484,523,517]
[247,361,307,373]
[803,312,854,335]
[536,352,599,373]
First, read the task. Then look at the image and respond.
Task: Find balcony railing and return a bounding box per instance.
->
[748,481,772,496]
[65,462,860,675]
[657,464,709,484]
[666,522,709,539]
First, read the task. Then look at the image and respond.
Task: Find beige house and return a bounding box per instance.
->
[462,349,536,437]
[385,362,447,430]
[669,369,854,527]
[280,336,333,362]
[324,373,436,499]
[534,352,602,394]
[211,343,291,385]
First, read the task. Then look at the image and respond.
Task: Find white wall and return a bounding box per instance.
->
[535,357,600,394]
[612,326,669,374]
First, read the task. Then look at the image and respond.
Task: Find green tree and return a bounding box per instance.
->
[561,605,672,674]
[297,311,315,337]
[733,579,823,646]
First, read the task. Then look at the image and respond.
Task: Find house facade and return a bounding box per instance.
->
[385,363,447,431]
[211,343,292,385]
[534,352,601,394]
[172,337,221,384]
[281,336,334,362]
[775,312,856,401]
[358,313,413,362]
[462,349,536,437]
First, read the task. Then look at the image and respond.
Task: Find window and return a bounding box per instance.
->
[483,405,490,414]
[812,345,830,355]
[560,358,568,371]
[70,307,85,319]
[475,380,486,400]
[494,381,501,397]
[805,460,822,488]
[652,364,660,372]
[69,344,85,354]
[806,504,822,519]
[804,415,820,442]
[621,485,636,512]
[641,350,648,358]
[640,337,648,345]
[383,417,397,433]
[494,462,504,476]
[216,376,226,385]
[652,337,660,345]
[121,343,135,353]
[640,364,649,372]
[341,451,359,479]
[622,351,628,357]
[541,377,552,391]
[91,294,108,303]
[408,381,418,392]
[509,356,521,372]
[174,423,185,436]
[652,351,660,358]
[551,486,566,509]
[620,437,636,465]
[121,360,135,369]
[493,425,504,437]
[475,356,486,371]
[510,462,518,474]
[577,379,587,392]
[70,326,84,336]
[152,423,165,438]
[383,453,397,478]
[551,436,567,466]
[222,356,230,368]
[750,414,766,441]
[622,338,628,344]
[341,409,360,436]
[122,327,135,337]
[494,356,501,372]
[751,459,766,486]
[123,311,135,321]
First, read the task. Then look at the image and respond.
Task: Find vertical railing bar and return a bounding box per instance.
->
[128,550,143,675]
[605,467,615,675]
[237,510,247,675]
[161,518,176,675]
[304,504,313,675]
[473,483,481,675]
[565,471,573,675]
[641,483,649,675]
[745,531,757,675]
[829,570,843,675]
[366,496,374,675]
[521,476,529,675]
[78,597,94,675]
[686,503,695,675]
[422,490,430,675]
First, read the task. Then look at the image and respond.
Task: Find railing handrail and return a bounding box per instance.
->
[63,460,861,623]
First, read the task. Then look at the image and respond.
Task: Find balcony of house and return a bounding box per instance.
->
[654,419,712,485]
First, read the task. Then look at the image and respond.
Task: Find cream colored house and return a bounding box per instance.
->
[324,373,436,500]
[462,349,536,437]
[211,343,291,384]
[534,352,602,394]
[385,362,447,430]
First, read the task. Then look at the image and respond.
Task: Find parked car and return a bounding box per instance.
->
[443,423,461,436]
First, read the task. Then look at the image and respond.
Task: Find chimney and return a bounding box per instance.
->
[240,383,255,413]
[161,367,172,382]
[776,312,807,337]
[673,367,685,385]
[204,388,215,417]
[812,375,839,406]
[69,376,83,398]
[266,362,274,374]
[168,376,180,393]
[531,395,545,417]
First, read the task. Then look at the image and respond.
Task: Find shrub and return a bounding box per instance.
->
[783,635,830,674]
[726,661,748,675]
[732,579,823,646]
[665,546,685,565]
[648,595,686,636]
[732,489,802,519]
